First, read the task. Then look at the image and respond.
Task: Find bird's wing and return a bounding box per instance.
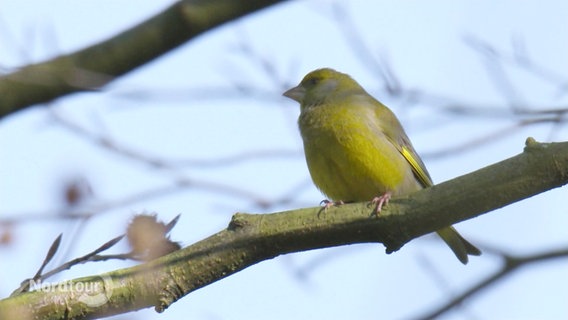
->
[373,100,433,188]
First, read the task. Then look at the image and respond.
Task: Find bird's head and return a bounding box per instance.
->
[283,68,365,107]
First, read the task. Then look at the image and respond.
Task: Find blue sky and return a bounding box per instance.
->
[1,1,567,319]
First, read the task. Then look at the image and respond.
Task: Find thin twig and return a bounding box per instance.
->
[412,248,568,320]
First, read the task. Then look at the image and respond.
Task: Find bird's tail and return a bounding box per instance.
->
[436,226,481,264]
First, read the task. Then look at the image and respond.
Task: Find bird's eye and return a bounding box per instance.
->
[304,76,320,87]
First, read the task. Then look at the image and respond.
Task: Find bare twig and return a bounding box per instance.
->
[331,2,401,94]
[10,214,181,296]
[413,247,568,320]
[464,35,568,94]
[10,234,124,296]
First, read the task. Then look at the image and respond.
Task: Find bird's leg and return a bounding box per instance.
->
[370,192,392,215]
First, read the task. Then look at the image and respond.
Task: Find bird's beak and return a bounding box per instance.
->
[282,85,305,103]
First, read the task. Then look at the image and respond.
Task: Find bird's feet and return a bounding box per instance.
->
[318,199,344,216]
[369,192,392,215]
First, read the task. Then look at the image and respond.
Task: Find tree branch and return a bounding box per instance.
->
[0,138,566,319]
[0,0,285,118]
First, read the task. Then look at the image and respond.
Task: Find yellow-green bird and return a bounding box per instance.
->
[283,68,481,264]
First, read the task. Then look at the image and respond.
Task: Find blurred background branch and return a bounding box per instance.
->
[0,0,285,117]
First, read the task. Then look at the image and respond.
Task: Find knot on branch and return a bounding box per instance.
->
[524,136,544,152]
[228,213,251,230]
[156,273,185,313]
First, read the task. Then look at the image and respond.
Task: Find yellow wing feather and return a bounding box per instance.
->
[400,146,432,188]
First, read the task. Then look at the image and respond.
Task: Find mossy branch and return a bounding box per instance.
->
[0,0,285,118]
[0,138,566,319]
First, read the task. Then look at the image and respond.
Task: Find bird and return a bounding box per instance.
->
[283,68,481,264]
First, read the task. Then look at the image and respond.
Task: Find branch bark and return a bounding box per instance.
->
[0,138,566,319]
[0,0,285,118]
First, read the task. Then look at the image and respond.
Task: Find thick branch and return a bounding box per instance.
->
[0,138,566,319]
[0,0,285,118]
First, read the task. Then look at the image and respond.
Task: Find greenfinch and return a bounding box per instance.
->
[283,68,481,264]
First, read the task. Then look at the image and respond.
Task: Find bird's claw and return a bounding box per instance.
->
[320,199,344,209]
[369,192,392,215]
[318,199,344,216]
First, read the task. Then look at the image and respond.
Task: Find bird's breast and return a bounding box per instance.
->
[298,105,420,201]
